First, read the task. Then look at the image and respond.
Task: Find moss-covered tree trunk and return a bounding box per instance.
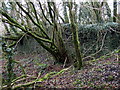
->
[68,2,82,69]
[48,2,70,63]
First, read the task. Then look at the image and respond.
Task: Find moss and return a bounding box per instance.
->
[108,75,114,81]
[115,49,120,53]
[38,72,56,82]
[73,79,82,85]
[95,68,102,72]
[105,62,111,65]
[91,59,97,62]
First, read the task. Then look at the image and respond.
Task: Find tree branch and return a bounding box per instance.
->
[16,2,50,39]
[30,2,40,24]
[38,1,53,25]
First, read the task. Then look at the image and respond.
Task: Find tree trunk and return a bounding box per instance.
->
[63,2,69,23]
[117,1,120,23]
[91,2,103,23]
[68,2,82,69]
[48,2,70,64]
[113,0,117,22]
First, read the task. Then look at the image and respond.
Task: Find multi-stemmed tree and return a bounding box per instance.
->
[0,1,83,69]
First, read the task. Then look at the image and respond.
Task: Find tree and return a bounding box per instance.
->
[0,1,71,65]
[63,1,69,23]
[118,1,120,23]
[113,0,117,22]
[68,1,82,69]
[91,1,103,23]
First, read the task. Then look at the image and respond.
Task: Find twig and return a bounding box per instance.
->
[34,72,42,88]
[109,26,120,34]
[63,57,67,68]
[12,75,37,84]
[14,33,27,50]
[115,53,119,62]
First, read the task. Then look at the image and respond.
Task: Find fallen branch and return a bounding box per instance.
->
[11,66,72,89]
[12,75,37,84]
[87,49,120,63]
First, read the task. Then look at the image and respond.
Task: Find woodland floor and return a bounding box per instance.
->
[1,51,120,89]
